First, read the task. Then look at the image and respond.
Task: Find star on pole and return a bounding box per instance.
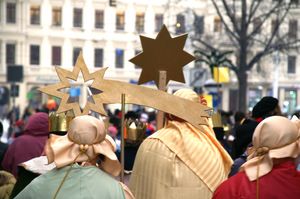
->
[39,52,107,116]
[129,25,195,86]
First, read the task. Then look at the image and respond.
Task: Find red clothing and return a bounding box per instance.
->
[2,112,49,177]
[213,161,300,199]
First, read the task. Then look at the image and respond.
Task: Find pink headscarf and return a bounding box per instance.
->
[241,116,300,181]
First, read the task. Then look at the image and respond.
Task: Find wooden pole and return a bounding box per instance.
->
[120,93,125,183]
[156,70,167,130]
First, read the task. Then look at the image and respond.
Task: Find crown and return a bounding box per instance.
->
[125,119,146,144]
[49,111,75,134]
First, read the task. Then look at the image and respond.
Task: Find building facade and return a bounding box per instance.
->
[0,0,299,115]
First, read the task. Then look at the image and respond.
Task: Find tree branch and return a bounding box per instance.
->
[211,0,239,41]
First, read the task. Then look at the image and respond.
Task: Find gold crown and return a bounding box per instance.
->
[125,119,146,143]
[49,111,75,133]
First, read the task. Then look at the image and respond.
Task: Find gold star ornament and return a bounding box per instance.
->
[39,52,106,116]
[130,25,195,86]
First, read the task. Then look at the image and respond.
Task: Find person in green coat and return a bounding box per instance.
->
[14,115,134,199]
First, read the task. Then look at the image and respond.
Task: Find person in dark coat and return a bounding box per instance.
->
[230,96,281,176]
[2,112,49,177]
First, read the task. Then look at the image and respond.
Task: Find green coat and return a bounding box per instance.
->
[14,164,125,199]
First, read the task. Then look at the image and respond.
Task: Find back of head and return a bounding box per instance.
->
[234,111,245,123]
[252,96,279,119]
[252,116,299,151]
[173,88,199,103]
[24,112,49,136]
[242,116,300,181]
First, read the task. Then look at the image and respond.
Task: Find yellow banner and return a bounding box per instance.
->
[213,66,230,83]
[202,94,213,108]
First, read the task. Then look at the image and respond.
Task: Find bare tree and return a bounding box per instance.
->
[193,0,300,112]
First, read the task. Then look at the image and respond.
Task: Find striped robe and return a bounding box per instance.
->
[129,120,232,199]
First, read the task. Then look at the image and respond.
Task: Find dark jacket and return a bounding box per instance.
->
[232,119,258,159]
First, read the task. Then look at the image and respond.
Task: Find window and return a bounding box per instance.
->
[30,45,40,65]
[155,14,163,32]
[288,56,296,74]
[73,8,82,28]
[52,46,61,65]
[94,48,103,67]
[95,10,104,29]
[271,19,279,33]
[253,18,262,33]
[288,20,298,39]
[30,5,40,25]
[6,44,15,64]
[134,50,141,69]
[214,16,222,32]
[284,89,297,114]
[116,12,125,30]
[176,14,185,34]
[52,7,62,26]
[136,13,144,33]
[115,49,124,68]
[6,3,16,23]
[194,15,204,35]
[73,48,81,66]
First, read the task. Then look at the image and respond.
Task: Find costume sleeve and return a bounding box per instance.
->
[119,182,135,199]
[13,184,35,199]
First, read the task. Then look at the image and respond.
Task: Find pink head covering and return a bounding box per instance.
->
[241,116,300,181]
[45,115,121,176]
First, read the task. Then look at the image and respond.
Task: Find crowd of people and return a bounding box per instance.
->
[0,89,299,198]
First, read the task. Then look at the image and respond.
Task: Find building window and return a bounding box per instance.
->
[52,46,61,65]
[95,10,104,29]
[30,45,40,65]
[6,3,16,23]
[284,89,297,114]
[155,14,163,32]
[30,5,40,25]
[116,12,125,31]
[176,14,185,34]
[94,48,103,67]
[52,7,62,26]
[214,16,222,32]
[115,49,124,68]
[271,19,279,33]
[288,20,298,39]
[288,56,296,74]
[136,13,144,33]
[134,50,141,69]
[6,44,15,65]
[194,15,204,35]
[253,18,262,33]
[248,89,262,111]
[73,8,82,28]
[73,48,81,66]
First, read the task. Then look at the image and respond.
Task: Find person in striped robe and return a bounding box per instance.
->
[129,88,233,199]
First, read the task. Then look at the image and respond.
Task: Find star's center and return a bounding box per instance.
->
[66,71,95,109]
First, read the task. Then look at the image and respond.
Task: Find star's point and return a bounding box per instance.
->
[129,24,195,86]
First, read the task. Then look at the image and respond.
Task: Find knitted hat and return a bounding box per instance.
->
[252,96,278,119]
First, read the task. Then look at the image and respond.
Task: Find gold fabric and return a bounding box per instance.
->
[130,120,233,199]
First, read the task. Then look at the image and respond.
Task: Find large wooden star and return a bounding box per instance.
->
[130,25,195,86]
[39,52,106,116]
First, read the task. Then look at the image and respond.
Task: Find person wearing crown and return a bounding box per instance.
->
[14,115,134,199]
[129,88,233,199]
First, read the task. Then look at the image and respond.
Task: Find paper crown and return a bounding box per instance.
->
[49,111,75,133]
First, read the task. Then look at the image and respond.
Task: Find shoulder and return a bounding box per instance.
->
[213,172,248,199]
